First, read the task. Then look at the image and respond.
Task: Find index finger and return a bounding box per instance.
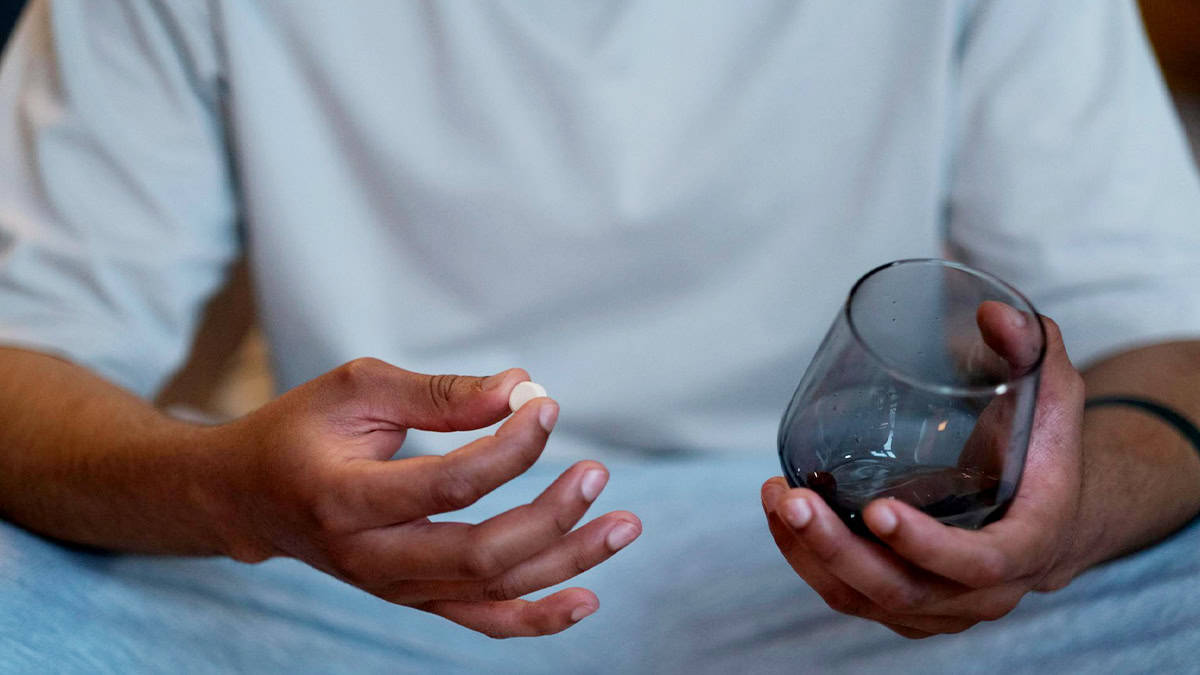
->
[861,497,1043,588]
[418,587,598,638]
[769,483,966,612]
[342,397,558,526]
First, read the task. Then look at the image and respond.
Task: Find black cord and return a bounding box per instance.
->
[1085,396,1200,456]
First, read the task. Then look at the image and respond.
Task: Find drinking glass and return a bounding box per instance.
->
[777,259,1045,536]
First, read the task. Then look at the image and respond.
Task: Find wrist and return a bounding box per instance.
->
[1042,521,1097,591]
[185,420,276,563]
[1051,403,1200,583]
[1034,493,1090,591]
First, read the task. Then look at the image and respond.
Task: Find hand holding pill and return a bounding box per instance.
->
[204,360,637,639]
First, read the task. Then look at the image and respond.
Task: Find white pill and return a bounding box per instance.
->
[508,381,548,412]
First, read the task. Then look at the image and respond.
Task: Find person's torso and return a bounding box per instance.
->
[215,0,963,457]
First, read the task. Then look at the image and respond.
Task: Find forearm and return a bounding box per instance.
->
[0,347,237,556]
[1066,340,1200,575]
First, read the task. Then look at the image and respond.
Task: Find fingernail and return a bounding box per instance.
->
[538,402,558,433]
[782,498,812,530]
[1005,304,1027,328]
[482,369,512,391]
[580,469,608,502]
[871,506,898,536]
[605,522,639,551]
[570,604,595,622]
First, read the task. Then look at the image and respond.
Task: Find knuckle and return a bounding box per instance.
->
[336,357,385,388]
[462,544,506,580]
[514,603,561,638]
[304,473,360,530]
[821,588,867,617]
[568,546,593,576]
[971,551,1010,587]
[482,576,522,602]
[551,509,576,537]
[376,582,416,605]
[328,546,372,587]
[810,541,843,567]
[528,614,560,637]
[307,486,355,536]
[226,540,273,564]
[431,468,483,513]
[427,374,466,414]
[875,584,923,613]
[1037,568,1073,591]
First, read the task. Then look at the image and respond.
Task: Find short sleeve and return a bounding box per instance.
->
[0,0,239,396]
[946,0,1200,367]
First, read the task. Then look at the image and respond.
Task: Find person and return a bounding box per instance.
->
[1,0,1199,670]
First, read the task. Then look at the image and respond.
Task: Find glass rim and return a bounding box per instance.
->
[843,258,1047,397]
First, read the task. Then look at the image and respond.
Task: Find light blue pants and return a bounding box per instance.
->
[3,454,1198,673]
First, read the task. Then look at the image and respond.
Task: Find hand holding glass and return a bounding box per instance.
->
[778,259,1045,536]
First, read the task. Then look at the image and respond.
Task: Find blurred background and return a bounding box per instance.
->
[1,1,1198,421]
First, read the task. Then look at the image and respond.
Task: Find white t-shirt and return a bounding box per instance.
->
[1,0,1198,459]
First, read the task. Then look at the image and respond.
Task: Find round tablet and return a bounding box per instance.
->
[508,381,548,412]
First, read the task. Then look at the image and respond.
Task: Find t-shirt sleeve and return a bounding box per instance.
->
[0,0,239,397]
[945,0,1200,368]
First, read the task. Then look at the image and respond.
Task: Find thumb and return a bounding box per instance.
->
[975,305,1084,483]
[327,358,529,432]
[976,300,1045,377]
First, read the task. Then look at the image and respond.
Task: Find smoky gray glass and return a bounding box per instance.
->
[778,259,1045,536]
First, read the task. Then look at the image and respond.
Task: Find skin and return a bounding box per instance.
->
[762,304,1200,638]
[0,350,642,638]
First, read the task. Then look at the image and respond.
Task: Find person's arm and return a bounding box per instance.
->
[1067,340,1200,571]
[0,348,231,556]
[0,347,641,637]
